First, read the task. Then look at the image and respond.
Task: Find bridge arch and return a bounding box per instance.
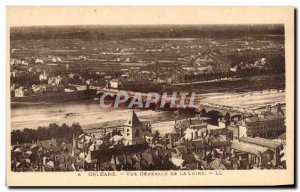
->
[230,114,243,122]
[206,110,224,125]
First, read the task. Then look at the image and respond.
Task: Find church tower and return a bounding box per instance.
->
[123,110,145,145]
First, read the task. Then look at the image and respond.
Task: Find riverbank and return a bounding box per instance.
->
[171,74,285,93]
[10,89,285,131]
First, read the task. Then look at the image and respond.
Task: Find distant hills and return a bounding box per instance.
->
[10,24,284,41]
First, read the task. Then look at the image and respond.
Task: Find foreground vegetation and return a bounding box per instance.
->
[11,123,83,145]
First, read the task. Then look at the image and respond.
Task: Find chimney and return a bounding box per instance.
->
[266,105,271,113]
[205,129,209,138]
[180,126,184,138]
[203,150,206,159]
[171,134,175,148]
[237,125,240,140]
[197,161,201,170]
[124,155,127,165]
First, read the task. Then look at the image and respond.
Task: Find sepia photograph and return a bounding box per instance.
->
[6,6,294,186]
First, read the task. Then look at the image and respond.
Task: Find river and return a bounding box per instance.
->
[11,89,285,132]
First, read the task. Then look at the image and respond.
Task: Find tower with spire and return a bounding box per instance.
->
[123,110,145,145]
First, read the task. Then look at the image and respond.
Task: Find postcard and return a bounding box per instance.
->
[6,6,294,186]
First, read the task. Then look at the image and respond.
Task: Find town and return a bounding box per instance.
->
[11,103,286,171]
[10,25,287,172]
[10,25,285,103]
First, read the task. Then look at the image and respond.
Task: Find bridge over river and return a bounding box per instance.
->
[95,88,266,119]
[96,88,284,111]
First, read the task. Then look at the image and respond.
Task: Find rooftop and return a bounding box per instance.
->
[240,137,282,149]
[277,132,286,140]
[231,141,269,155]
[124,110,143,127]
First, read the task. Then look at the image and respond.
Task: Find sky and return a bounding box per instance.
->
[7,6,292,27]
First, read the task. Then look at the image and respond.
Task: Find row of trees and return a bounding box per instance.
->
[11,123,83,145]
[11,31,107,41]
[11,25,284,41]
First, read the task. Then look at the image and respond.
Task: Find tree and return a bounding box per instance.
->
[11,123,83,145]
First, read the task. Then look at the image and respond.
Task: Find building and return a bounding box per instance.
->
[172,116,232,164]
[32,84,47,94]
[239,113,285,138]
[48,76,62,86]
[14,87,25,97]
[123,110,146,145]
[10,59,22,66]
[183,125,207,141]
[276,132,286,145]
[14,86,31,97]
[239,136,284,166]
[35,58,44,64]
[39,72,48,81]
[231,141,275,169]
[175,116,210,137]
[109,79,119,89]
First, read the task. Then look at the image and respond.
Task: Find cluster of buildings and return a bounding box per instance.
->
[11,67,101,98]
[11,106,286,172]
[105,67,171,92]
[181,51,228,75]
[12,72,65,97]
[222,104,286,139]
[232,40,284,52]
[232,58,269,71]
[103,50,231,91]
[11,138,84,172]
[10,56,63,67]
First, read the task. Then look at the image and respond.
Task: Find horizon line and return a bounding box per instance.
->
[10,23,283,28]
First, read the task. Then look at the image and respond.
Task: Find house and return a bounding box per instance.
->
[209,135,232,150]
[227,124,247,140]
[183,126,207,141]
[48,76,62,86]
[208,158,227,170]
[37,139,58,150]
[10,59,22,66]
[14,86,30,97]
[39,72,48,81]
[230,66,238,72]
[170,146,202,169]
[170,146,187,168]
[231,141,275,169]
[239,136,284,166]
[35,58,44,64]
[14,87,25,97]
[175,116,210,137]
[276,132,286,145]
[21,60,29,65]
[32,84,47,94]
[109,79,119,89]
[44,161,55,171]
